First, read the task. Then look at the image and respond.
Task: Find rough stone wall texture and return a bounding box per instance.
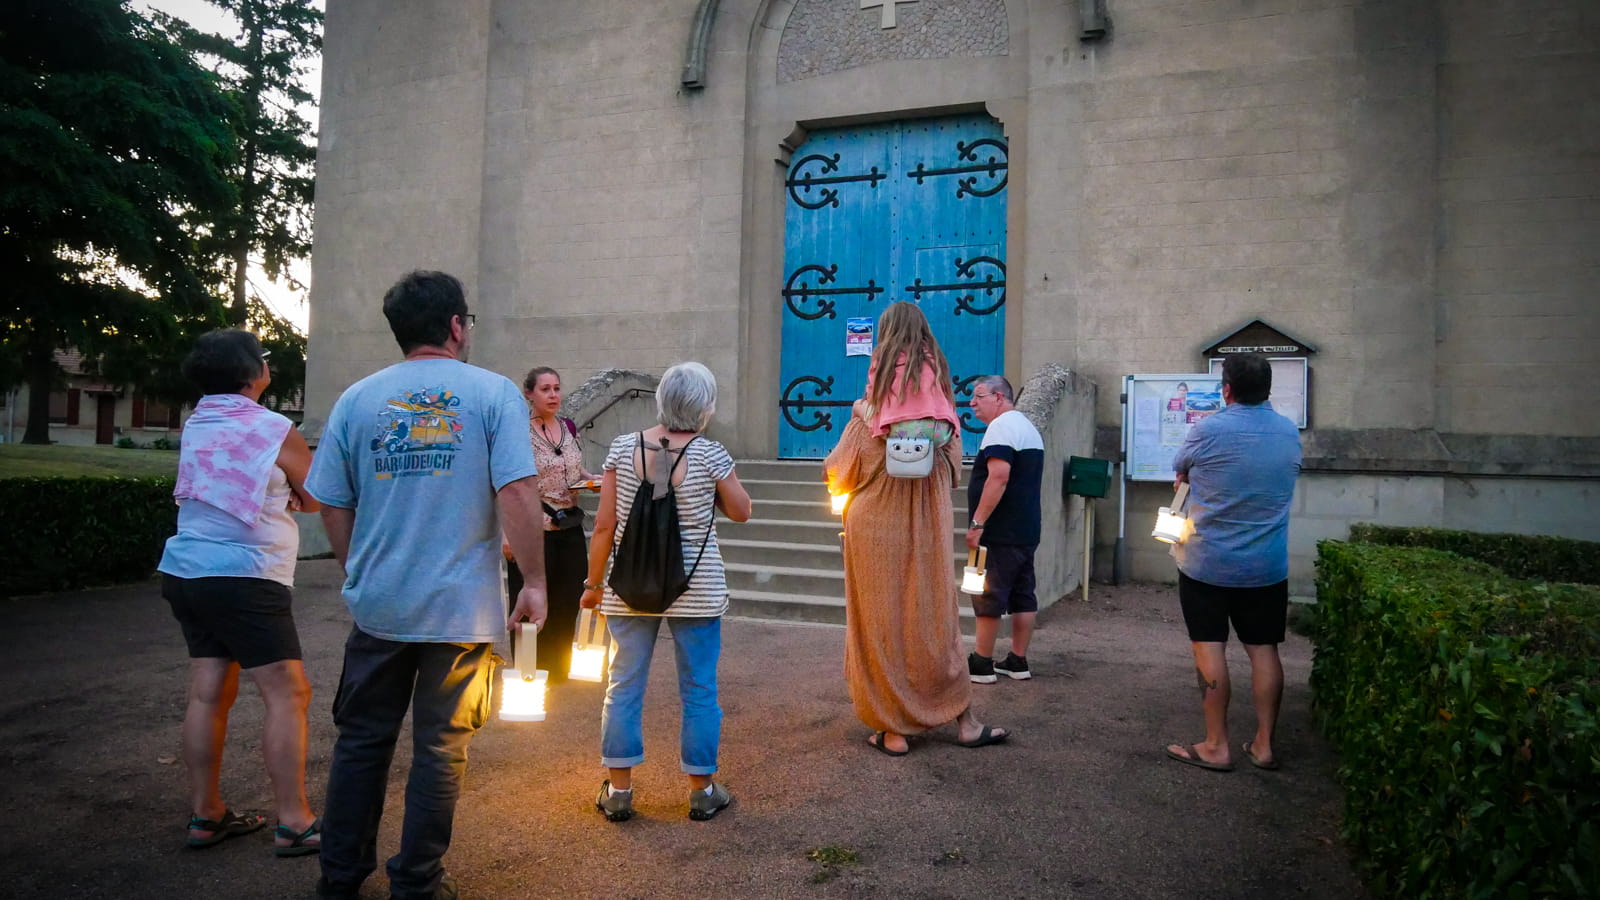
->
[777,0,1008,83]
[1433,1,1600,435]
[304,0,492,435]
[470,0,751,444]
[1025,1,1439,431]
[1015,365,1097,604]
[307,0,1599,464]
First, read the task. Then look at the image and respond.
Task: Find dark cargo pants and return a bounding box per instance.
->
[318,627,493,900]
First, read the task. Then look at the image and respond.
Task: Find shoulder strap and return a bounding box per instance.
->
[679,436,713,580]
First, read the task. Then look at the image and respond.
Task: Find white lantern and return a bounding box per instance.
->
[569,608,612,683]
[1151,483,1192,544]
[960,546,988,595]
[499,623,547,722]
[830,491,849,515]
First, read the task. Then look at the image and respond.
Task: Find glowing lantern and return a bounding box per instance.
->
[960,546,989,595]
[830,491,849,515]
[499,623,547,722]
[1152,483,1192,544]
[569,608,612,683]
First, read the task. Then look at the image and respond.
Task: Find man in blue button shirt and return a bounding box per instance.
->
[1163,354,1301,773]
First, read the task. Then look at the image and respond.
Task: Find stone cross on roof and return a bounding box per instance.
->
[861,0,918,29]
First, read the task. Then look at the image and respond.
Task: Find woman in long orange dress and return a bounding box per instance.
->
[825,302,1009,756]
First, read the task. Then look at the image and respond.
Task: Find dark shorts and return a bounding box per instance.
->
[1177,571,1288,645]
[971,543,1039,618]
[162,574,303,668]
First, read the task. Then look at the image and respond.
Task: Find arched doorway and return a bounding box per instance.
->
[776,112,1008,458]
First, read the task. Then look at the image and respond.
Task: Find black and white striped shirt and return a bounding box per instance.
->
[599,433,735,617]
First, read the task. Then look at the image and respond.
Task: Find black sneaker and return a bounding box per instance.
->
[994,652,1031,680]
[968,652,997,684]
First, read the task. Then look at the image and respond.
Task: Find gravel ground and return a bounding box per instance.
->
[0,561,1364,899]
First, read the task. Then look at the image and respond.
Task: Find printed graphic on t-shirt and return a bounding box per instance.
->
[369,386,465,479]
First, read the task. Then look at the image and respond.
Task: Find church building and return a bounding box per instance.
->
[305,0,1599,591]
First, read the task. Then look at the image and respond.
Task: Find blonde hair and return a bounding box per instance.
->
[867,302,954,413]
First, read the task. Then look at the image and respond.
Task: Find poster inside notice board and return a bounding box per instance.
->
[1208,356,1308,429]
[1124,374,1222,482]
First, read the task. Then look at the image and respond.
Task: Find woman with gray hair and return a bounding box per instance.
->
[580,361,752,822]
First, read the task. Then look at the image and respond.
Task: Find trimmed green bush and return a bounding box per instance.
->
[1348,523,1600,585]
[1313,540,1600,898]
[0,477,176,596]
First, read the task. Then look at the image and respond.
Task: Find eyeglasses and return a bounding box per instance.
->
[463,314,477,329]
[971,391,993,401]
[260,349,271,362]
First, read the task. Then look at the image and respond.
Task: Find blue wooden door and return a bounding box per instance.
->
[778,114,1008,458]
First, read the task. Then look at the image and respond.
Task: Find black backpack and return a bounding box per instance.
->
[608,434,712,614]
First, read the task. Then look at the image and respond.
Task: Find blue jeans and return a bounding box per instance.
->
[319,627,493,900]
[601,615,722,774]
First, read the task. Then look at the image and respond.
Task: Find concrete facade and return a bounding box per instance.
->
[306,0,1600,588]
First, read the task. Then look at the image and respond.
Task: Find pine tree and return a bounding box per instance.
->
[0,0,237,443]
[177,0,321,327]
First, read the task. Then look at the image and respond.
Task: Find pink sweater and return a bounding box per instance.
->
[864,353,960,437]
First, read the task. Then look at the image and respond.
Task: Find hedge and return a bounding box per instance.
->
[1312,540,1600,898]
[1,477,176,597]
[1348,523,1600,586]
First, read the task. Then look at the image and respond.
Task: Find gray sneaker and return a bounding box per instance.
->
[595,780,635,822]
[688,782,732,821]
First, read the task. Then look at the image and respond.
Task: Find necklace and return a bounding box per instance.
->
[534,417,563,455]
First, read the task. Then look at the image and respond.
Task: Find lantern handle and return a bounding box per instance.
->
[1170,482,1190,514]
[512,622,535,673]
[967,546,988,569]
[576,608,609,647]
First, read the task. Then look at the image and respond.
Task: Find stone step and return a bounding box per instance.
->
[719,538,967,571]
[725,562,843,598]
[733,459,826,481]
[726,558,968,596]
[741,498,969,527]
[721,517,969,552]
[727,587,986,633]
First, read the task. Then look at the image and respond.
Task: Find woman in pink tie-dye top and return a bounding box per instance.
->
[156,329,323,856]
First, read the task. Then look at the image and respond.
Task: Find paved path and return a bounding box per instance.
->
[0,562,1362,898]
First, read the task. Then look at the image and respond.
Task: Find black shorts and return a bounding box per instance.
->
[971,543,1039,618]
[1177,571,1288,645]
[162,574,303,668]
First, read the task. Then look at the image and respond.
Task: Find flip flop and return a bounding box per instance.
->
[273,818,322,857]
[1165,744,1234,772]
[868,731,909,757]
[187,809,267,849]
[957,725,1009,748]
[1242,741,1280,771]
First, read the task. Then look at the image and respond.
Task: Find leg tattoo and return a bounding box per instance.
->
[1195,666,1217,699]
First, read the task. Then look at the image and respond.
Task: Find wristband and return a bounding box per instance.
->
[969,520,985,530]
[583,582,602,591]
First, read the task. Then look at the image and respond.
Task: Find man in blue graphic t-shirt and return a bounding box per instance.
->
[964,375,1046,684]
[1163,353,1301,774]
[306,271,548,900]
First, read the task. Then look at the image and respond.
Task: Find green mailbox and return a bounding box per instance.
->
[1065,456,1111,499]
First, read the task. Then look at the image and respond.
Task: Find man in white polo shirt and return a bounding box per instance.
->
[964,376,1046,683]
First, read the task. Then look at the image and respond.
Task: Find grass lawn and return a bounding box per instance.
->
[0,443,179,478]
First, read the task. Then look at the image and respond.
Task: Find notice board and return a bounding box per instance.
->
[1123,374,1222,483]
[1208,356,1309,429]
